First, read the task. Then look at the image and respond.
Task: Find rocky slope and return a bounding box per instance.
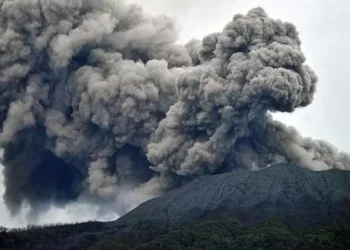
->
[2,164,350,250]
[114,164,350,228]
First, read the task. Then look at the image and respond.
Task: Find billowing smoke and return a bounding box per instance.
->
[0,0,349,218]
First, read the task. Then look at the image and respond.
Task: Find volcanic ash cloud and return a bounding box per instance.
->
[0,0,348,216]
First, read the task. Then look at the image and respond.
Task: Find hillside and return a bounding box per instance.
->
[114,164,350,228]
[1,164,350,249]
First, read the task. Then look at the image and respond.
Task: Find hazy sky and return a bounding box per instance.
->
[1,0,350,227]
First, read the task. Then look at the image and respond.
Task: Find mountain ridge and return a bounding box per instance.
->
[2,164,350,249]
[113,164,350,229]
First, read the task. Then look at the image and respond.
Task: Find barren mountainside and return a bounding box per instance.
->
[2,164,350,250]
[115,164,350,228]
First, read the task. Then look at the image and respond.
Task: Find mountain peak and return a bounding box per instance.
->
[114,164,350,228]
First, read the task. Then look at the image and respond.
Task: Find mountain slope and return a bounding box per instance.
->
[114,164,350,228]
[2,164,350,250]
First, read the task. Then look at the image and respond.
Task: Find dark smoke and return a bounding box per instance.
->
[0,0,349,217]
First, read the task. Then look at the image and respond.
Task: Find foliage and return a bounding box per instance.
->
[0,221,108,250]
[90,218,350,250]
[1,216,350,250]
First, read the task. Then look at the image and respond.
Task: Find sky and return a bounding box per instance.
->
[1,0,350,228]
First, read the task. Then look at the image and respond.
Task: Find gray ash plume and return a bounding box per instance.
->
[0,0,348,216]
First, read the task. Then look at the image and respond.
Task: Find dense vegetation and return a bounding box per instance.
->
[0,221,110,250]
[89,218,350,250]
[1,215,350,250]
